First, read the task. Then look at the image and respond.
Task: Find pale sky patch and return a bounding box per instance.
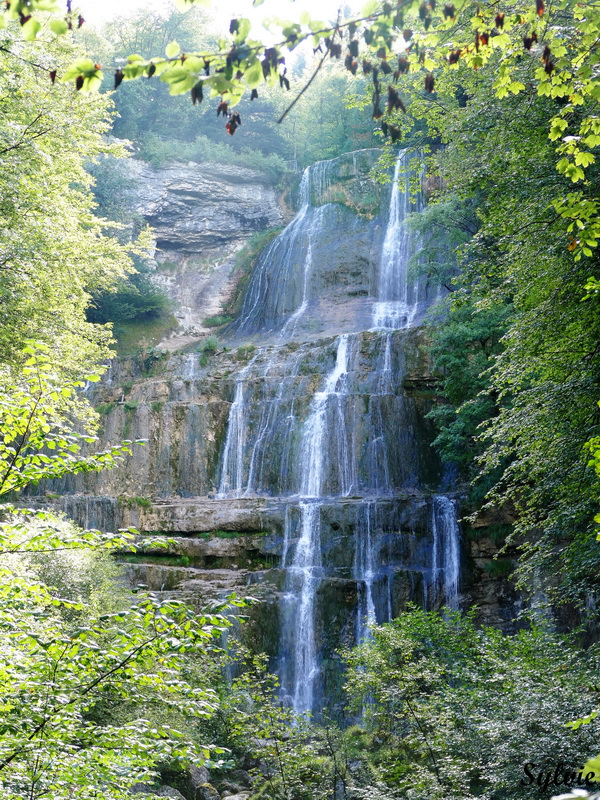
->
[75,0,354,38]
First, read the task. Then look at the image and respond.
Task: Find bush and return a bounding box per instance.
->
[138,132,288,182]
[344,609,600,800]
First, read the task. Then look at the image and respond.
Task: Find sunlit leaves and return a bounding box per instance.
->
[0,343,140,497]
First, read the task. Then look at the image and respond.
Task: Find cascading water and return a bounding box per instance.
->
[214,148,461,716]
[234,162,335,337]
[373,151,423,330]
[429,495,461,610]
[217,356,258,497]
[281,335,349,714]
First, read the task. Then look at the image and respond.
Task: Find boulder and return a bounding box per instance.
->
[158,789,187,799]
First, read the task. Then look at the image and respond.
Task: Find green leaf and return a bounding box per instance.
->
[165,41,180,59]
[244,59,263,89]
[49,18,68,36]
[22,18,42,41]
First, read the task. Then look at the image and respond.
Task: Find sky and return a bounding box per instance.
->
[76,0,352,36]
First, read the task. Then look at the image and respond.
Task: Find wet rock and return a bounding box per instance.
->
[216,781,244,796]
[123,158,285,340]
[196,785,220,800]
[157,788,187,799]
[230,769,253,788]
[131,783,158,795]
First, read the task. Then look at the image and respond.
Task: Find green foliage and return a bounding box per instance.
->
[0,343,138,497]
[0,36,133,377]
[200,337,219,353]
[343,609,600,800]
[0,353,242,799]
[203,315,235,328]
[96,402,116,416]
[426,298,512,476]
[210,655,343,800]
[138,132,289,181]
[483,558,514,578]
[121,496,152,510]
[112,316,179,358]
[393,45,600,607]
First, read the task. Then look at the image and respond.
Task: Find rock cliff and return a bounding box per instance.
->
[125,159,285,344]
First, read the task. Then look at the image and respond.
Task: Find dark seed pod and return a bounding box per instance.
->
[191,82,203,105]
[372,92,383,118]
[387,85,406,112]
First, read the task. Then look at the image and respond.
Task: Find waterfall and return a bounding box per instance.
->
[183,353,197,381]
[373,150,423,331]
[353,502,377,645]
[281,335,350,715]
[234,164,328,336]
[430,495,461,609]
[300,335,349,498]
[210,148,461,716]
[217,355,258,497]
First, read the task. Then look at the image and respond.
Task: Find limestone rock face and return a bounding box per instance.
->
[129,160,283,252]
[124,159,285,339]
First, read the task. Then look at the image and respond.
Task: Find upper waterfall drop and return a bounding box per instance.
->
[372,150,424,331]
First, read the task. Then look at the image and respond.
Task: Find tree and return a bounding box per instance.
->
[0,31,143,379]
[344,608,600,800]
[0,345,238,798]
